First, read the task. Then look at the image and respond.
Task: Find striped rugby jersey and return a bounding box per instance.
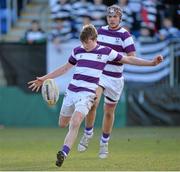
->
[97,26,135,78]
[68,45,122,94]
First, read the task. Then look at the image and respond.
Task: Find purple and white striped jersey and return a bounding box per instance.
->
[68,45,122,94]
[97,26,135,78]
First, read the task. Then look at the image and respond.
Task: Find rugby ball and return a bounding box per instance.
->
[41,79,59,105]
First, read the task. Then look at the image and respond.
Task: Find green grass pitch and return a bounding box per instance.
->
[0,127,180,171]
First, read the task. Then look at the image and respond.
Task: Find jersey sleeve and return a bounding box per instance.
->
[97,27,101,34]
[68,49,77,65]
[123,32,136,53]
[108,49,123,62]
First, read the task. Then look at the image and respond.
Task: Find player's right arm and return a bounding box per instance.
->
[28,62,73,92]
[28,48,77,92]
[39,62,73,81]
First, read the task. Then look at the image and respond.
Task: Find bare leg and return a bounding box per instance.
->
[59,116,71,128]
[56,111,84,167]
[77,86,103,152]
[85,104,97,128]
[85,86,103,127]
[64,111,84,149]
[99,103,117,159]
[102,103,117,134]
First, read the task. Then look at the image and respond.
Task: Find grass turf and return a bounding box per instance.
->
[0,127,180,171]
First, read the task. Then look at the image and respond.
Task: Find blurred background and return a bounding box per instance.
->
[0,0,180,128]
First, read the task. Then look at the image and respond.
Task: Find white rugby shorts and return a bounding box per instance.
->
[60,90,96,117]
[99,75,124,104]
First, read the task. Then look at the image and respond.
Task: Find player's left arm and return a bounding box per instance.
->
[127,51,136,57]
[120,55,163,66]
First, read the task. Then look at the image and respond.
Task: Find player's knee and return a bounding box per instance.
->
[58,118,68,128]
[93,102,99,109]
[94,97,101,107]
[105,111,114,119]
[58,121,64,128]
[90,102,98,113]
[59,122,67,128]
[104,103,116,119]
[89,106,95,115]
[70,111,83,129]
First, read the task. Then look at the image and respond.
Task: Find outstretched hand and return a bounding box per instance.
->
[153,55,163,66]
[28,77,45,92]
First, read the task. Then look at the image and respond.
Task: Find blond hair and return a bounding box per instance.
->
[80,24,98,42]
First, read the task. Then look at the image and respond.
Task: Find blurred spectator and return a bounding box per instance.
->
[118,0,134,31]
[48,0,178,42]
[50,18,73,42]
[51,0,71,21]
[128,0,141,36]
[128,0,141,13]
[72,0,93,38]
[88,0,107,29]
[73,15,92,38]
[138,24,158,43]
[140,0,157,33]
[23,20,46,43]
[83,15,91,26]
[49,18,73,52]
[162,2,180,29]
[49,0,59,8]
[159,17,180,40]
[50,0,73,42]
